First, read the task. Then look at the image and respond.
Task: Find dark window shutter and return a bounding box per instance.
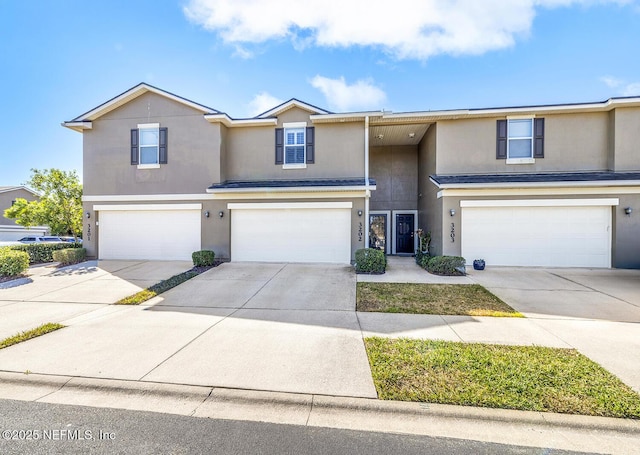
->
[306,126,315,164]
[533,118,544,158]
[130,129,139,165]
[496,120,507,159]
[275,128,284,164]
[159,127,168,164]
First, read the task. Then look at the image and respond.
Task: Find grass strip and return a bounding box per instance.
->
[116,270,199,305]
[357,282,523,317]
[365,337,640,418]
[0,323,65,350]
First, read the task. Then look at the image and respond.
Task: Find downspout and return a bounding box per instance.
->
[364,116,370,250]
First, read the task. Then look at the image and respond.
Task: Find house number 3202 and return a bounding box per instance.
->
[450,222,455,243]
[358,222,363,242]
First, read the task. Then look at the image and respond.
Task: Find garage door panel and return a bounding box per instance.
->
[231,207,351,263]
[99,210,201,261]
[462,206,611,268]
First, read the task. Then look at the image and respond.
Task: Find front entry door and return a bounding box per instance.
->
[396,214,415,254]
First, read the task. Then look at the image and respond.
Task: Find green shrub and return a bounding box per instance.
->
[415,249,430,268]
[192,250,216,267]
[10,243,82,264]
[427,256,466,276]
[0,249,30,277]
[52,248,86,266]
[355,248,386,274]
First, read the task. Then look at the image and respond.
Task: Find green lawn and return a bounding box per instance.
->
[357,282,523,317]
[365,337,640,418]
[0,323,65,350]
[116,270,200,305]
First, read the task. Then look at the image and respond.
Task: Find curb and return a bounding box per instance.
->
[1,371,638,434]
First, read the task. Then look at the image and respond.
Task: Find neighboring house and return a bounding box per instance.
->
[0,186,48,241]
[63,83,640,268]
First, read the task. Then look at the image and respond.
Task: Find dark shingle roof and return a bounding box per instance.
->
[431,172,640,186]
[209,178,376,190]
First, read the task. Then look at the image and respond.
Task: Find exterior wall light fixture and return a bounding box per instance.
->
[624,207,632,216]
[449,209,456,217]
[218,211,224,218]
[204,211,210,218]
[85,212,90,219]
[357,210,363,217]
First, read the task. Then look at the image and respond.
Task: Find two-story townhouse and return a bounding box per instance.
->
[63,83,640,268]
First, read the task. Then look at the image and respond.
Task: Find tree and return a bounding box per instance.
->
[4,169,83,237]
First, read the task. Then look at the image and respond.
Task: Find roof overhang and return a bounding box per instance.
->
[62,83,219,132]
[257,99,330,118]
[432,179,640,190]
[204,114,277,128]
[207,184,376,194]
[60,121,93,132]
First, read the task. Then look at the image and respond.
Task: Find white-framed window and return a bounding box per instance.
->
[285,127,305,165]
[138,123,160,166]
[507,118,533,160]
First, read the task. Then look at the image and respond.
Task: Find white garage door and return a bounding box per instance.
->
[98,205,201,261]
[230,203,352,263]
[461,200,615,268]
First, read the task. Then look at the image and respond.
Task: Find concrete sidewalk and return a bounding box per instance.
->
[1,371,638,455]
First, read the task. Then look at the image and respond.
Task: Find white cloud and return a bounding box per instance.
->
[247,92,284,116]
[232,44,254,59]
[621,82,640,96]
[600,75,640,96]
[310,75,386,111]
[183,0,633,60]
[601,75,623,88]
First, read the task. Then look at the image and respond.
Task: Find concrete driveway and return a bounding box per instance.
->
[0,261,377,399]
[468,267,640,392]
[0,260,193,340]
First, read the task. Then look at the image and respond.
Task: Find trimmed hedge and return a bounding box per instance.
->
[192,250,216,267]
[0,249,30,277]
[355,248,386,274]
[52,248,87,266]
[10,243,83,265]
[427,256,467,276]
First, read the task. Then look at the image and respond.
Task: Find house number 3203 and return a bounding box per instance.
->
[358,222,363,242]
[450,222,455,243]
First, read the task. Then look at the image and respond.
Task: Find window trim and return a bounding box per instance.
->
[506,117,535,162]
[137,122,160,168]
[282,122,307,168]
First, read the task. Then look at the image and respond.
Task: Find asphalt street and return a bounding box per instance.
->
[0,399,596,455]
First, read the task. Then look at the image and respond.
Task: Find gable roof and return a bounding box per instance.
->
[0,186,39,197]
[62,83,220,132]
[256,98,331,118]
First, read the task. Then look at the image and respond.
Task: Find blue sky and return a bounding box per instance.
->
[1,0,639,186]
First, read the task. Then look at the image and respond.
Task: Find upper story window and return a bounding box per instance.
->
[285,128,306,164]
[130,123,168,168]
[275,123,315,169]
[496,117,544,164]
[139,125,160,165]
[507,119,533,159]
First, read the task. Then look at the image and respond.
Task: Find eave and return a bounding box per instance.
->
[204,114,277,128]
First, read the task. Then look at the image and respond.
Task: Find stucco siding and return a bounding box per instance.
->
[417,125,442,256]
[83,92,221,196]
[226,108,364,182]
[370,145,418,211]
[611,107,640,171]
[435,113,609,175]
[0,189,38,226]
